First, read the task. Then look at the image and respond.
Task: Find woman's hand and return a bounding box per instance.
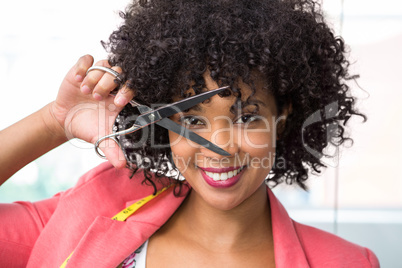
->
[0,55,134,182]
[49,55,134,168]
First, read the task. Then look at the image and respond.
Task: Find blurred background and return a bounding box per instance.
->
[0,0,401,266]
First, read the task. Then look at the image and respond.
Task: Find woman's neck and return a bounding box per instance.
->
[165,183,273,252]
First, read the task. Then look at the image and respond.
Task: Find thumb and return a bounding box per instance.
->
[96,139,127,169]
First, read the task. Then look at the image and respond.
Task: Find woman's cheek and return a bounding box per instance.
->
[241,131,276,168]
[169,131,195,172]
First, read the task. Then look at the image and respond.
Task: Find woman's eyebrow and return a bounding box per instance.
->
[186,103,204,113]
[184,98,267,113]
[246,99,267,108]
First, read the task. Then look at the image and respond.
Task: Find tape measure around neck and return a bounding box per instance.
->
[60,186,170,268]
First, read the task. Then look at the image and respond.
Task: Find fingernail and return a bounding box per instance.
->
[115,96,127,107]
[75,75,84,82]
[81,85,91,94]
[93,93,103,101]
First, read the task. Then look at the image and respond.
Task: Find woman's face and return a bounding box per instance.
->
[169,73,280,211]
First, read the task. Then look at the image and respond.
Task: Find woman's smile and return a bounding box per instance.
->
[198,165,246,188]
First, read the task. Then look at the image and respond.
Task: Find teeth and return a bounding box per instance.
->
[204,167,244,181]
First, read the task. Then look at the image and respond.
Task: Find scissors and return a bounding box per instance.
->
[88,66,231,158]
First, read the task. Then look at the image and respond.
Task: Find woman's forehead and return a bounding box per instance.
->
[176,77,276,115]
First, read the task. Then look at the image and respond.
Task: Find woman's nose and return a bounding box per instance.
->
[199,122,240,158]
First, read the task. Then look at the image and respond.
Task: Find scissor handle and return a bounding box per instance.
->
[94,121,145,158]
[86,66,121,80]
[94,135,120,159]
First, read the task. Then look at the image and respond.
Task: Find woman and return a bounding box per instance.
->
[0,0,379,267]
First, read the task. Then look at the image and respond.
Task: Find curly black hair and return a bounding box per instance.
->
[103,0,365,192]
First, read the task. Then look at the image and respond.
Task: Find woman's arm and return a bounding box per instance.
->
[0,103,67,184]
[0,55,134,184]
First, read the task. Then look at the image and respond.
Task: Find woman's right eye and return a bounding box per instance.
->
[180,116,205,127]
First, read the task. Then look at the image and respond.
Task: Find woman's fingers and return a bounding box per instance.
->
[114,86,135,107]
[92,65,122,100]
[81,60,121,100]
[80,60,109,95]
[74,55,94,83]
[79,59,134,107]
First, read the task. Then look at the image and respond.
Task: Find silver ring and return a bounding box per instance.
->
[86,66,120,78]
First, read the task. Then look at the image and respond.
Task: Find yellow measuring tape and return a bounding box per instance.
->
[60,186,170,267]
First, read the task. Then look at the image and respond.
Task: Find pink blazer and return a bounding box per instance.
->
[0,162,379,267]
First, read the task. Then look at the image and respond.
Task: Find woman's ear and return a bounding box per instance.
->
[276,103,292,140]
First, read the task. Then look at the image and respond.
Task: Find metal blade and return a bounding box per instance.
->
[156,118,230,156]
[153,86,229,119]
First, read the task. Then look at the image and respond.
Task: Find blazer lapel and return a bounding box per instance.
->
[65,185,189,267]
[268,188,310,267]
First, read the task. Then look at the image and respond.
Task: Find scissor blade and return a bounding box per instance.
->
[154,86,229,119]
[156,118,230,156]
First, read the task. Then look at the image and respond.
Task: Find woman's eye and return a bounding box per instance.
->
[234,114,260,124]
[180,116,205,127]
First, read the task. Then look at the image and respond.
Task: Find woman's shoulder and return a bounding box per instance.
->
[74,162,133,186]
[62,162,160,203]
[293,221,380,267]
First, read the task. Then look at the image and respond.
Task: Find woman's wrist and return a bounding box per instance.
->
[42,102,69,145]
